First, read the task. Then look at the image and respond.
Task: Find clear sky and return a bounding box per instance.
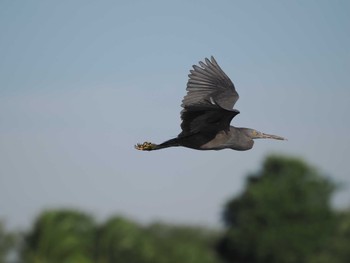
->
[1,0,349,230]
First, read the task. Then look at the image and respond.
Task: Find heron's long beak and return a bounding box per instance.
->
[255,131,286,141]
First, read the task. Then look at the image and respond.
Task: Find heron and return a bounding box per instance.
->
[135,56,286,151]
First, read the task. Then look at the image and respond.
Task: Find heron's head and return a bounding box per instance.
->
[248,129,286,141]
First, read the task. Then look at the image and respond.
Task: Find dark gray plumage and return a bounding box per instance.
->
[135,56,285,151]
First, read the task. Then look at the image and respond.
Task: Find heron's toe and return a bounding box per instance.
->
[134,141,156,151]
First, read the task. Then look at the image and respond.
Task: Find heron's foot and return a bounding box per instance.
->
[134,141,157,151]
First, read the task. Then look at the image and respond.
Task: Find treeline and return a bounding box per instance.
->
[1,155,350,263]
[20,211,220,263]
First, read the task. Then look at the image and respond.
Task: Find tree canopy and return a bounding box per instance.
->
[0,220,14,263]
[21,209,96,263]
[217,155,336,263]
[19,210,221,263]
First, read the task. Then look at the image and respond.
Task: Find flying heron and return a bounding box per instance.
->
[135,56,286,151]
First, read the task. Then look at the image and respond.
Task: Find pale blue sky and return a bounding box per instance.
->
[1,0,349,229]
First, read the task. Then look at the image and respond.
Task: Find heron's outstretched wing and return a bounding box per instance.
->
[180,104,239,136]
[180,57,240,136]
[181,56,239,110]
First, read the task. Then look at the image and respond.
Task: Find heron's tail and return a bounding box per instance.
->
[135,138,180,151]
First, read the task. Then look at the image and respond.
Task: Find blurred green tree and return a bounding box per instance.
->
[96,217,221,263]
[147,222,221,263]
[96,216,156,263]
[329,210,350,261]
[217,155,336,263]
[0,220,15,263]
[309,210,350,263]
[21,209,96,263]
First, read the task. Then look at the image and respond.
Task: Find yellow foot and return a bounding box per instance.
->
[134,141,157,151]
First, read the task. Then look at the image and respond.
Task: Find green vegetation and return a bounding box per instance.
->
[1,155,350,263]
[309,210,350,263]
[21,210,96,263]
[217,155,337,263]
[19,212,220,263]
[0,221,14,263]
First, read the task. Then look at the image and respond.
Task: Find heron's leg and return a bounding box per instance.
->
[134,142,157,151]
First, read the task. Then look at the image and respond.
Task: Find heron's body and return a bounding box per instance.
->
[135,57,285,152]
[156,127,254,151]
[200,127,254,151]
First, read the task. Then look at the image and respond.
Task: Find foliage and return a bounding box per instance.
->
[309,210,350,263]
[21,209,96,263]
[217,155,336,263]
[96,216,155,263]
[20,211,221,263]
[0,220,15,263]
[96,218,221,263]
[146,222,221,263]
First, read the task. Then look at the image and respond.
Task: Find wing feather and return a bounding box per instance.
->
[179,56,240,137]
[182,56,239,110]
